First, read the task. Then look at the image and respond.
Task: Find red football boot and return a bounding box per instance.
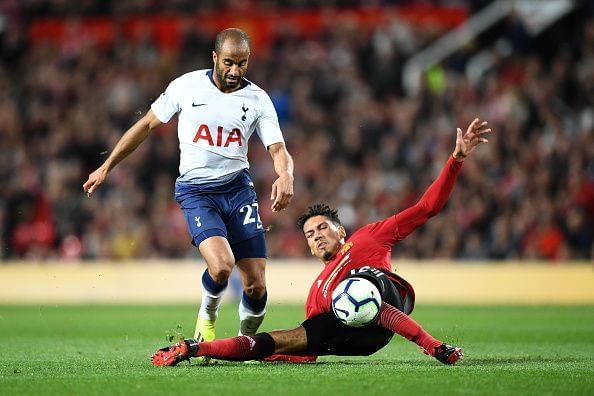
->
[151,339,198,367]
[432,343,464,365]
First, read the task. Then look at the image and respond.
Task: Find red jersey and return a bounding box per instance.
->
[305,156,462,318]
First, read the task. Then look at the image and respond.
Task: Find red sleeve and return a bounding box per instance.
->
[394,155,462,240]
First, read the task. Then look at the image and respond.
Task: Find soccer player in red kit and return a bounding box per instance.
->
[152,118,491,367]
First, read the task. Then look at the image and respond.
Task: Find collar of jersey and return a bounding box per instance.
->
[206,69,251,92]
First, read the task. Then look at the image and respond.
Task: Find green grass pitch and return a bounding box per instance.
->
[1,303,593,396]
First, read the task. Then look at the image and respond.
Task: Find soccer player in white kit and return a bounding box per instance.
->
[83,28,294,348]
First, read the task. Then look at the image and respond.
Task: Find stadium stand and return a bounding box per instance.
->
[0,1,592,261]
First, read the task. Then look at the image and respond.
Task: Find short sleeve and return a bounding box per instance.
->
[256,92,285,148]
[151,81,180,123]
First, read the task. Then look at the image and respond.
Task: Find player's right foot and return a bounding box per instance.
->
[151,339,199,367]
[194,316,216,341]
[433,343,464,365]
[194,316,216,365]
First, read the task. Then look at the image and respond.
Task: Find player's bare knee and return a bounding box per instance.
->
[243,283,266,299]
[209,266,232,283]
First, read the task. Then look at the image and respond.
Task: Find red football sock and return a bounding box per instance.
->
[195,333,275,361]
[375,302,442,355]
[263,354,318,363]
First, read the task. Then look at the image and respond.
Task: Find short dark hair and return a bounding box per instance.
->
[297,204,342,230]
[214,28,251,54]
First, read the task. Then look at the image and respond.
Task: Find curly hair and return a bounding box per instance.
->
[296,203,341,230]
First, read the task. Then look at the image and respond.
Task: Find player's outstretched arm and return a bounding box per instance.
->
[83,109,162,197]
[268,142,294,212]
[394,118,491,239]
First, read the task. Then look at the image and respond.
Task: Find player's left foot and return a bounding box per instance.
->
[151,339,199,367]
[432,343,463,365]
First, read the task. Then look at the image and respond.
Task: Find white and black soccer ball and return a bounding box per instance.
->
[331,277,382,327]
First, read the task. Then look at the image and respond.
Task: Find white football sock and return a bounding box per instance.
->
[198,287,226,321]
[238,299,266,336]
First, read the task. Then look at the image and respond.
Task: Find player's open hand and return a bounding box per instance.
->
[452,118,491,161]
[83,166,108,197]
[271,173,294,212]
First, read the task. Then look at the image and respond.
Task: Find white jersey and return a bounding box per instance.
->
[151,69,284,183]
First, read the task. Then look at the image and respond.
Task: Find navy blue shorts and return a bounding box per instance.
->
[175,176,267,260]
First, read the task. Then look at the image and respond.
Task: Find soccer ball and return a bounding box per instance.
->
[331,277,382,327]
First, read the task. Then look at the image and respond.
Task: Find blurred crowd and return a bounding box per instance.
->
[0,2,592,262]
[3,0,485,18]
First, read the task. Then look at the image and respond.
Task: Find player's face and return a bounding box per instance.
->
[302,215,346,262]
[212,41,249,93]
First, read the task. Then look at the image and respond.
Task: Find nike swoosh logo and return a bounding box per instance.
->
[192,103,206,107]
